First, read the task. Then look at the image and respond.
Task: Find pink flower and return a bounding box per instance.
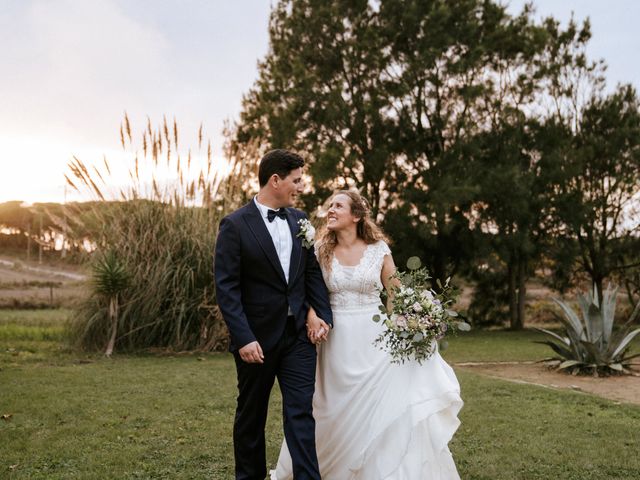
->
[395,315,407,328]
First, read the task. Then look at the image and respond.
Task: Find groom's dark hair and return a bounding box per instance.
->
[258,149,305,187]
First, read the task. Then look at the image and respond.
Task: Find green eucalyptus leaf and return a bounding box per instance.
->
[456,321,471,332]
[406,256,421,270]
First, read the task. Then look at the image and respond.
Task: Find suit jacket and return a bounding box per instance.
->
[214,200,333,352]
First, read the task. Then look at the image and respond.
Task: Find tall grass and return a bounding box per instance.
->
[64,114,258,352]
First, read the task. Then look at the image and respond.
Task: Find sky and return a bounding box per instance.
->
[1,0,638,204]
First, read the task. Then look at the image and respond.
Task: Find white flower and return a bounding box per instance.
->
[412,302,423,312]
[420,289,433,300]
[304,224,315,243]
[297,219,315,248]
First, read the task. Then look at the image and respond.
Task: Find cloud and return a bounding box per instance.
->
[0,0,176,203]
[1,0,170,142]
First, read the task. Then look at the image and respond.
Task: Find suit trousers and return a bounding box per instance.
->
[233,317,320,480]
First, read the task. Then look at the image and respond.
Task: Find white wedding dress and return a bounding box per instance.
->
[271,241,462,479]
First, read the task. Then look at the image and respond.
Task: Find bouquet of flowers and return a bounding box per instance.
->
[373,257,470,364]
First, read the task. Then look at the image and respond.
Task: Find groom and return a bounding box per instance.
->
[214,149,333,480]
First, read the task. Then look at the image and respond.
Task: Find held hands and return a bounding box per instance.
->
[306,309,330,344]
[238,341,264,364]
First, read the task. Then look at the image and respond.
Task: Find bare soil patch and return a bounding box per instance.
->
[0,258,86,308]
[456,361,640,405]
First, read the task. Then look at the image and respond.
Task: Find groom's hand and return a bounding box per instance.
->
[238,341,264,364]
[314,319,329,344]
[306,315,330,344]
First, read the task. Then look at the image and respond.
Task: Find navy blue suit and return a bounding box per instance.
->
[215,200,332,480]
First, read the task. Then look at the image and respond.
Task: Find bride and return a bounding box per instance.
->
[271,190,462,480]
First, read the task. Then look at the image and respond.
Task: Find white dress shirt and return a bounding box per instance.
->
[254,196,293,283]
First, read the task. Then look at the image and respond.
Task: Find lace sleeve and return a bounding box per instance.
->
[370,240,391,275]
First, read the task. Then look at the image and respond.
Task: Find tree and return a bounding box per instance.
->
[234,0,393,214]
[231,0,551,284]
[92,251,130,357]
[559,86,640,303]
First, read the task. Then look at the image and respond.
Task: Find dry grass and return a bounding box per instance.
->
[58,114,260,353]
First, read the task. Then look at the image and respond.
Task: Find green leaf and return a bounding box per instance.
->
[534,340,574,360]
[446,309,458,317]
[92,251,130,297]
[552,297,585,339]
[533,327,570,346]
[456,321,471,332]
[406,256,421,270]
[372,314,381,323]
[580,340,605,364]
[601,285,618,343]
[558,360,581,369]
[611,328,640,360]
[608,363,624,372]
[586,302,603,345]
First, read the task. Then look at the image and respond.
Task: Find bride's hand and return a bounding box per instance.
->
[306,308,329,344]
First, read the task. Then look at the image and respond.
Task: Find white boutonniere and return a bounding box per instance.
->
[297,219,315,249]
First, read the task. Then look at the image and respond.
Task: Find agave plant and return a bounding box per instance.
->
[536,285,640,375]
[93,251,130,357]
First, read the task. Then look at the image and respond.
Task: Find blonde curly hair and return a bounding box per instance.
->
[316,190,388,271]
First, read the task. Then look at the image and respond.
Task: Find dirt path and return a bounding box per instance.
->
[455,361,640,405]
[0,258,86,281]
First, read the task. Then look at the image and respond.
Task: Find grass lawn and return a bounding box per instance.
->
[1,310,639,479]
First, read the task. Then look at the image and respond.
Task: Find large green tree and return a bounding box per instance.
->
[229,0,637,328]
[559,86,640,303]
[234,0,393,213]
[232,0,551,281]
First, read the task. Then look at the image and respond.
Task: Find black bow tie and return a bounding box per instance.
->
[267,208,287,222]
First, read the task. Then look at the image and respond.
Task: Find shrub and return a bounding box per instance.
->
[535,285,640,375]
[66,115,255,352]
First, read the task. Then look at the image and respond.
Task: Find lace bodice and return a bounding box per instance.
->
[320,240,391,309]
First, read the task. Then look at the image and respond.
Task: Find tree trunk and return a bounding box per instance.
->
[508,260,518,328]
[105,297,118,357]
[38,215,43,265]
[514,258,527,330]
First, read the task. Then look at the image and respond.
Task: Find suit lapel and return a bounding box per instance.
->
[286,210,302,286]
[243,202,287,284]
